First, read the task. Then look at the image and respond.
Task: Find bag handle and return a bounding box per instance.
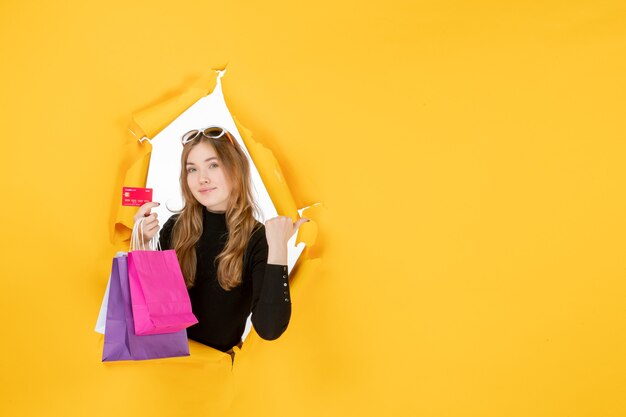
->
[131,217,162,251]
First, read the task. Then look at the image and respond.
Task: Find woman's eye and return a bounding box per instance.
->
[187,168,196,173]
[210,163,219,168]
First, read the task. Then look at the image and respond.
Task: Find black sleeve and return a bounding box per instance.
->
[158,214,179,251]
[249,226,292,340]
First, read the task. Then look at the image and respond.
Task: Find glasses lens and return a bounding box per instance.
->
[182,130,200,144]
[203,127,225,139]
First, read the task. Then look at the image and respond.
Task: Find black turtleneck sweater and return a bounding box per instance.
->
[158,208,291,352]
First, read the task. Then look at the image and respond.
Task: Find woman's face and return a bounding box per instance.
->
[185,141,232,212]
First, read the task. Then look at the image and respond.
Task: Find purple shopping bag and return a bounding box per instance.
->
[102,254,190,361]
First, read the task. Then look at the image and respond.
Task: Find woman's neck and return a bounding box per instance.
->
[205,207,226,214]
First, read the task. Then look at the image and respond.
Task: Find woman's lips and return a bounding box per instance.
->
[199,188,216,193]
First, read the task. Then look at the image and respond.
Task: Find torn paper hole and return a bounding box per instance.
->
[143,69,306,342]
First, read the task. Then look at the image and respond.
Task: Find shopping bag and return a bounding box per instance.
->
[128,217,198,335]
[94,273,110,334]
[102,253,190,361]
[95,252,127,334]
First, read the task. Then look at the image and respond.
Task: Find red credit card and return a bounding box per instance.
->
[122,187,153,206]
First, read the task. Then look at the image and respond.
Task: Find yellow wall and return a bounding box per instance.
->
[1,1,625,416]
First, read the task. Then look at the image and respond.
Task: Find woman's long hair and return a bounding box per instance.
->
[170,129,261,290]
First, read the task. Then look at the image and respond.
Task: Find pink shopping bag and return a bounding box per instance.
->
[127,217,198,335]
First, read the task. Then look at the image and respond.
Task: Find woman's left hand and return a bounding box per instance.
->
[265,216,309,246]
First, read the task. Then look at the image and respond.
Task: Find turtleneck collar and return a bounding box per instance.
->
[202,207,228,231]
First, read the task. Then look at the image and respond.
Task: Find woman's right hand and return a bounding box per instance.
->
[133,202,161,242]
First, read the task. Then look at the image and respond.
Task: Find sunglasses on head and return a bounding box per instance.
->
[181,126,234,146]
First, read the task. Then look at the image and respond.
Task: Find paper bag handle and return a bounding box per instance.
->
[131,217,162,251]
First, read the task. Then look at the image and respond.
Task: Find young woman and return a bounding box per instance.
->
[133,126,308,360]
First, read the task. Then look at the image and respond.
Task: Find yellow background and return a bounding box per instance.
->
[1,1,625,416]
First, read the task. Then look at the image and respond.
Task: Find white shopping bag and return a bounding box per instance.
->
[94,274,110,334]
[95,252,129,334]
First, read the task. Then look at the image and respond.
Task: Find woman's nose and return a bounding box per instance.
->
[200,171,210,183]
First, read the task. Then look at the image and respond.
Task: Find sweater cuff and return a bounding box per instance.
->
[261,264,291,304]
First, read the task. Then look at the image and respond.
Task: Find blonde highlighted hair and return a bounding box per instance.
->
[169,129,262,290]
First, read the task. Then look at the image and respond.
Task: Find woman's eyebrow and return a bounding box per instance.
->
[186,157,218,166]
